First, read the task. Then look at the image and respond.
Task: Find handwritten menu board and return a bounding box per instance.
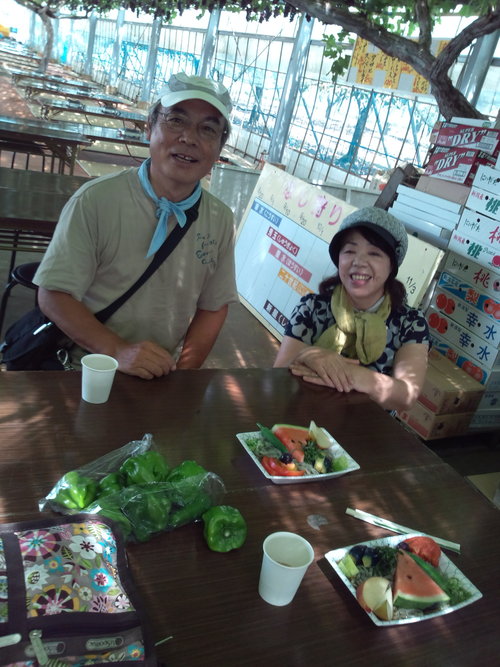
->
[235,165,444,340]
[347,38,448,94]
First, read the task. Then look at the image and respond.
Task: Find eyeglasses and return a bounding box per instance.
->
[157,111,225,143]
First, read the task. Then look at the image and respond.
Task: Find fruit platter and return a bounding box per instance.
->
[325,534,482,626]
[236,421,360,485]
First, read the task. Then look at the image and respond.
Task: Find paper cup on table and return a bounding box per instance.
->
[81,354,118,404]
[258,531,314,606]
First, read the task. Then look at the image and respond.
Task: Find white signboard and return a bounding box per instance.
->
[235,165,444,340]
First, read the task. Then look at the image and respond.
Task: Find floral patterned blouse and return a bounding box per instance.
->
[284,292,430,376]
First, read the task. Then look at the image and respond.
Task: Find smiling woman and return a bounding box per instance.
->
[273,207,430,412]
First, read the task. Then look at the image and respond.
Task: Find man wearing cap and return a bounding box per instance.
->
[274,207,430,411]
[34,73,237,378]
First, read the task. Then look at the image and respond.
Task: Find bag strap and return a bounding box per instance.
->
[94,194,201,324]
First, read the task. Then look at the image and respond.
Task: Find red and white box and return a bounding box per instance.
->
[430,287,500,346]
[466,186,500,221]
[424,147,495,185]
[443,251,500,300]
[437,270,500,320]
[427,307,500,369]
[432,122,500,155]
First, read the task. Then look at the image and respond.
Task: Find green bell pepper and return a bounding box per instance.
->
[169,491,212,528]
[97,472,123,497]
[54,471,98,510]
[167,460,207,483]
[120,450,170,486]
[121,486,172,542]
[202,505,247,553]
[86,494,132,540]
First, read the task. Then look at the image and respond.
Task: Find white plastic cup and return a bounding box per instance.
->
[81,354,118,404]
[258,531,314,606]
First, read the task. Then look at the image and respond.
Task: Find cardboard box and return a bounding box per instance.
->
[427,307,500,369]
[417,348,484,414]
[466,186,500,221]
[473,164,500,196]
[416,174,471,205]
[397,403,474,440]
[397,184,463,214]
[429,332,500,390]
[454,207,500,250]
[433,122,500,155]
[448,229,500,272]
[424,147,494,185]
[443,251,500,300]
[430,286,500,345]
[450,117,496,129]
[437,270,500,320]
[477,390,500,411]
[469,408,500,430]
[389,201,451,249]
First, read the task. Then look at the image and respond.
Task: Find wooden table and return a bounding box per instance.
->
[0,369,498,666]
[0,114,91,174]
[40,98,148,130]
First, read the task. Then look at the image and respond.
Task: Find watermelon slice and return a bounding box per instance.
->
[393,551,450,610]
[271,424,310,463]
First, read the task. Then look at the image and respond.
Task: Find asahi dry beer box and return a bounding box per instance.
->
[431,122,500,155]
[424,147,495,185]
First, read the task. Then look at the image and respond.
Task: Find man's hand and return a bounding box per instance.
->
[113,340,177,379]
[289,347,359,392]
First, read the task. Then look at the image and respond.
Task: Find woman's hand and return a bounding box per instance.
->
[289,347,359,392]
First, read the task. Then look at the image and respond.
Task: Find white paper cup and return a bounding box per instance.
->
[81,354,118,404]
[258,531,314,606]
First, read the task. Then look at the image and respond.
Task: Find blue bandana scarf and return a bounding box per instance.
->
[138,158,202,257]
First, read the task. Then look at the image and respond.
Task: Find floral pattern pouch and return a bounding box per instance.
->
[0,514,157,666]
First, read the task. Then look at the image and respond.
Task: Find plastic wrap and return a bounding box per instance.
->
[39,433,226,543]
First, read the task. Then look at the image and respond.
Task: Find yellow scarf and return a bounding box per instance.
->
[314,285,391,365]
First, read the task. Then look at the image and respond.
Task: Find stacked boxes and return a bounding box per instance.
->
[388,119,500,434]
[397,349,484,440]
[427,161,500,431]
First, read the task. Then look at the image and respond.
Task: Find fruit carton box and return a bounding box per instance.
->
[448,230,500,273]
[431,122,500,155]
[416,349,484,415]
[472,164,500,197]
[427,307,500,370]
[437,270,500,319]
[465,186,500,222]
[454,207,500,252]
[476,390,500,411]
[429,286,500,347]
[469,408,500,430]
[424,147,495,185]
[429,332,500,390]
[396,184,463,214]
[388,201,451,249]
[397,402,474,441]
[442,251,500,300]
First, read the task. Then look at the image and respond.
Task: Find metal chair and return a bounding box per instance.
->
[0,262,40,337]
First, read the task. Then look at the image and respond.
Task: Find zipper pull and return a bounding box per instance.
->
[29,630,49,666]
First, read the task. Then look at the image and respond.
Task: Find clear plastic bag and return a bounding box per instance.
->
[39,433,226,542]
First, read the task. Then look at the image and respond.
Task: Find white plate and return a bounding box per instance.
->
[325,533,482,626]
[236,430,360,484]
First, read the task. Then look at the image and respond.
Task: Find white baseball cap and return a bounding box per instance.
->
[158,72,232,127]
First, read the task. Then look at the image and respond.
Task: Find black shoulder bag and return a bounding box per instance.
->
[0,199,200,370]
